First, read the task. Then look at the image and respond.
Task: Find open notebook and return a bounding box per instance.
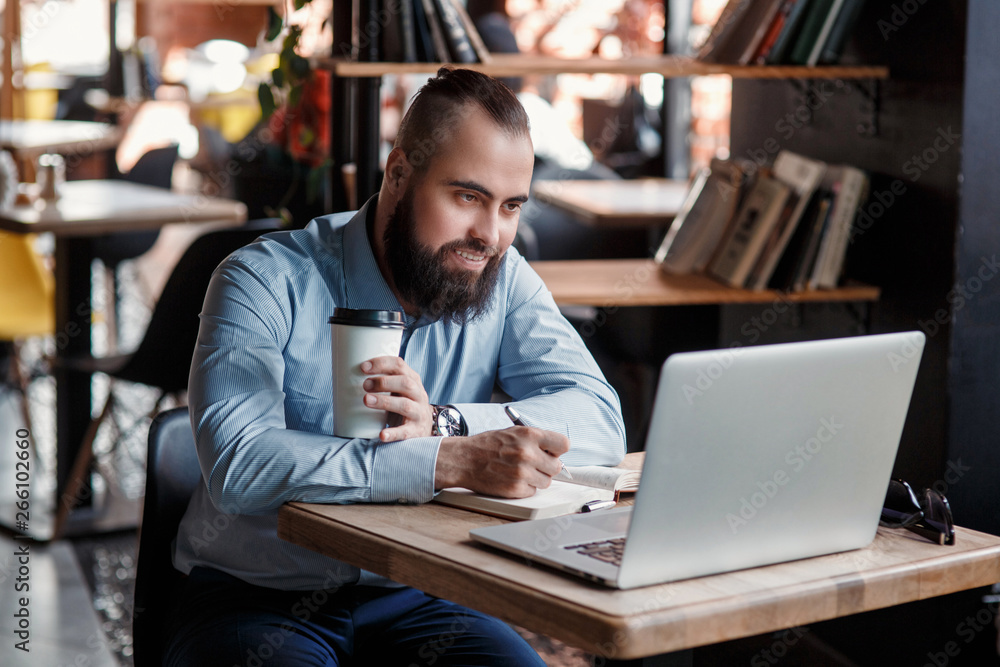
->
[433,461,640,520]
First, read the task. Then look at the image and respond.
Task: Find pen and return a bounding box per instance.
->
[504,406,572,481]
[581,499,617,512]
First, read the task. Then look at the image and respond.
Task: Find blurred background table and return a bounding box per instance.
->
[0,118,120,160]
[0,179,246,536]
[531,178,690,229]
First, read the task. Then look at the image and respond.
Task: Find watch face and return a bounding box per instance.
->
[436,407,465,437]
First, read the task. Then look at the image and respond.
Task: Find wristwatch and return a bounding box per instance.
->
[431,404,467,437]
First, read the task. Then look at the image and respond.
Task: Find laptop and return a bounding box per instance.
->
[470,331,926,589]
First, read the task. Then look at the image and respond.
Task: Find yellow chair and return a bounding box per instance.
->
[0,230,55,435]
[0,231,55,339]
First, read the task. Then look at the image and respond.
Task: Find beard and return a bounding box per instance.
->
[382,187,504,325]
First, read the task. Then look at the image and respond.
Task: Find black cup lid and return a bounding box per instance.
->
[329,308,405,327]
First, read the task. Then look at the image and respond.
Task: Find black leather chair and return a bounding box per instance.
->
[94,143,180,347]
[53,220,281,538]
[133,406,200,667]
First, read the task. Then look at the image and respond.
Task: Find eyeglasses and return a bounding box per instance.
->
[879,479,955,545]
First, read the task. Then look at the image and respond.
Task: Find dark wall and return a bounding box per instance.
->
[948,0,1000,535]
[725,0,968,495]
[718,3,1000,663]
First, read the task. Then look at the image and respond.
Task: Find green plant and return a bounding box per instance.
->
[257,1,315,121]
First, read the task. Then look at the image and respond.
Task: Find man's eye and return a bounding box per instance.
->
[459,193,476,202]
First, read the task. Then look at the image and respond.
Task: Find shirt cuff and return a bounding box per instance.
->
[370,437,441,504]
[450,403,518,436]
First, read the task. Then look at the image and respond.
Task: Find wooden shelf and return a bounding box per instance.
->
[530,259,880,307]
[315,53,889,80]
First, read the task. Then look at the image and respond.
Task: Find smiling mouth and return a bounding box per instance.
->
[455,249,486,262]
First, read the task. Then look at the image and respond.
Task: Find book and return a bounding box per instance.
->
[744,190,799,290]
[810,165,868,288]
[708,175,792,288]
[655,163,742,275]
[746,150,827,290]
[449,0,492,63]
[410,0,435,61]
[736,0,790,65]
[751,0,799,65]
[380,0,405,62]
[764,0,815,64]
[766,185,825,291]
[420,0,452,62]
[433,462,641,521]
[817,0,868,64]
[788,0,836,65]
[793,192,834,291]
[806,0,846,66]
[434,0,477,64]
[399,0,418,63]
[696,0,757,63]
[751,0,798,64]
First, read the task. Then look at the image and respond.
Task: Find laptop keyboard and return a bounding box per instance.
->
[564,537,626,566]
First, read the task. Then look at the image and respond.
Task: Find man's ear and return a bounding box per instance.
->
[384,147,413,196]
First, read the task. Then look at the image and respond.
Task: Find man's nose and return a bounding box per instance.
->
[469,208,501,249]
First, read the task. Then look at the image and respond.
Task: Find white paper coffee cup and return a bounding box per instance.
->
[330,308,405,439]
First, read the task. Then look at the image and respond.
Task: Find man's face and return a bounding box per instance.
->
[383,107,534,323]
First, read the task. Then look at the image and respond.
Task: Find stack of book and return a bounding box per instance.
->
[378,0,491,64]
[654,150,870,292]
[697,0,869,66]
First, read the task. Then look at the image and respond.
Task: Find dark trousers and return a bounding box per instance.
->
[163,567,545,667]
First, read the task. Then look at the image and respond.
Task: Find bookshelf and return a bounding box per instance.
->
[315,53,889,80]
[530,259,879,307]
[318,49,884,306]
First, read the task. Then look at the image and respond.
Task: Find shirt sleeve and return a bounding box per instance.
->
[187,259,441,515]
[454,255,627,467]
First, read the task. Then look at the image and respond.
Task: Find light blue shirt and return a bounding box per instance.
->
[173,197,626,590]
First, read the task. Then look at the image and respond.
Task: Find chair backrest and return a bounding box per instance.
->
[93,144,182,266]
[133,406,199,667]
[113,220,281,393]
[0,231,55,340]
[124,144,179,190]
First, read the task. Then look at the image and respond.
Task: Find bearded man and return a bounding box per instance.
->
[165,67,625,666]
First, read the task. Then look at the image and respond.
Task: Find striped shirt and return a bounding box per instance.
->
[173,197,626,590]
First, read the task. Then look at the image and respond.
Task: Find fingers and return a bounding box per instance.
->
[434,428,571,498]
[361,355,408,375]
[359,356,432,440]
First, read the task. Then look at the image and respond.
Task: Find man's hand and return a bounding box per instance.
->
[361,356,431,442]
[434,426,570,498]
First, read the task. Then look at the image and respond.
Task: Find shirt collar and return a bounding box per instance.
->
[342,195,404,314]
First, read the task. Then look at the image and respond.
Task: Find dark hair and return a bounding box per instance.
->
[394,67,529,171]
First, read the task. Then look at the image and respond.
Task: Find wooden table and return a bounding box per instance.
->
[0,119,121,161]
[530,258,881,307]
[532,178,690,228]
[0,180,246,512]
[279,494,1000,661]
